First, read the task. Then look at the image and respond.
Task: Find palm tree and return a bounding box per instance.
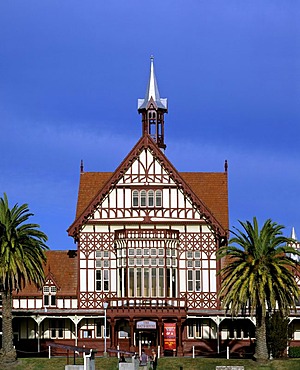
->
[0,193,48,365]
[217,217,300,362]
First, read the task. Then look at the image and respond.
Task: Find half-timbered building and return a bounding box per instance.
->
[2,58,300,358]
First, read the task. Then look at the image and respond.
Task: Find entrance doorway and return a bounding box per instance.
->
[136,330,157,349]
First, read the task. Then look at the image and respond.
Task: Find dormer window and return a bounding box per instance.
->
[43,285,57,307]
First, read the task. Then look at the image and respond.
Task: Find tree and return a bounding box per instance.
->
[266,311,289,358]
[217,217,300,362]
[0,193,48,365]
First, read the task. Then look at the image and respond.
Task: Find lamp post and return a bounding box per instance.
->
[103,301,109,357]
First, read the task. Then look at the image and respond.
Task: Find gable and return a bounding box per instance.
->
[68,135,228,237]
[13,250,78,297]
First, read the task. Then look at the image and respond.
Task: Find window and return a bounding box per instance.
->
[50,319,64,338]
[141,190,147,207]
[155,190,162,207]
[187,270,201,292]
[43,285,57,307]
[148,190,154,207]
[96,270,109,291]
[132,190,162,207]
[133,190,139,207]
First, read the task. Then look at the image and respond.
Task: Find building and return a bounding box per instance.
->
[2,58,300,358]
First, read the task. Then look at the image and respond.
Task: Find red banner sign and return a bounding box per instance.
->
[163,323,176,350]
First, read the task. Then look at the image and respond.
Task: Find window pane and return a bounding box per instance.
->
[129,268,134,297]
[133,190,139,207]
[155,190,162,207]
[148,191,154,207]
[141,190,146,207]
[137,268,142,296]
[144,268,149,297]
[159,268,164,296]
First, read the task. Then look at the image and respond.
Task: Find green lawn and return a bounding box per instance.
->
[3,357,300,370]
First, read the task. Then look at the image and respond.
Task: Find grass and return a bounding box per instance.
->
[2,357,300,370]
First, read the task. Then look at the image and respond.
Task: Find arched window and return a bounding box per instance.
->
[132,190,139,207]
[140,190,147,207]
[155,190,162,207]
[148,190,154,207]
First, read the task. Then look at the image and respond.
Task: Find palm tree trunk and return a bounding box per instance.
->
[255,306,269,362]
[0,291,17,364]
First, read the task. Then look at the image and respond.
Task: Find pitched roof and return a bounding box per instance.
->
[69,134,229,237]
[180,172,228,231]
[13,250,78,297]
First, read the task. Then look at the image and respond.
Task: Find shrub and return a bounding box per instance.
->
[266,311,289,358]
[289,346,300,358]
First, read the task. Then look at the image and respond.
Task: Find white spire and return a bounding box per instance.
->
[138,56,168,111]
[291,226,297,240]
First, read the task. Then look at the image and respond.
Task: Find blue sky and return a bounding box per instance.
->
[0,1,299,249]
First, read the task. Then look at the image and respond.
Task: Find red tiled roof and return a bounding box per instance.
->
[181,172,229,231]
[14,250,78,297]
[76,172,112,218]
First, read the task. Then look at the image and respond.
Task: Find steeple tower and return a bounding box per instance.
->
[138,56,168,150]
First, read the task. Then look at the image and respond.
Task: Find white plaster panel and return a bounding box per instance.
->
[94,211,100,219]
[117,189,124,206]
[13,299,19,309]
[88,259,94,268]
[110,225,123,231]
[72,299,77,308]
[64,299,70,309]
[210,271,217,292]
[80,259,87,268]
[178,192,185,208]
[170,189,177,208]
[154,161,161,175]
[57,299,63,309]
[202,225,211,232]
[95,225,109,232]
[111,271,116,291]
[171,225,184,232]
[202,270,209,291]
[179,270,186,291]
[109,190,116,208]
[124,189,131,207]
[80,270,87,291]
[82,225,93,232]
[101,198,108,208]
[202,260,208,268]
[36,299,42,309]
[88,269,94,291]
[202,252,208,260]
[27,298,35,308]
[20,299,27,309]
[210,260,216,268]
[80,251,86,259]
[111,260,116,268]
[131,160,139,174]
[163,191,169,207]
[186,225,199,232]
[179,260,185,269]
[140,224,154,229]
